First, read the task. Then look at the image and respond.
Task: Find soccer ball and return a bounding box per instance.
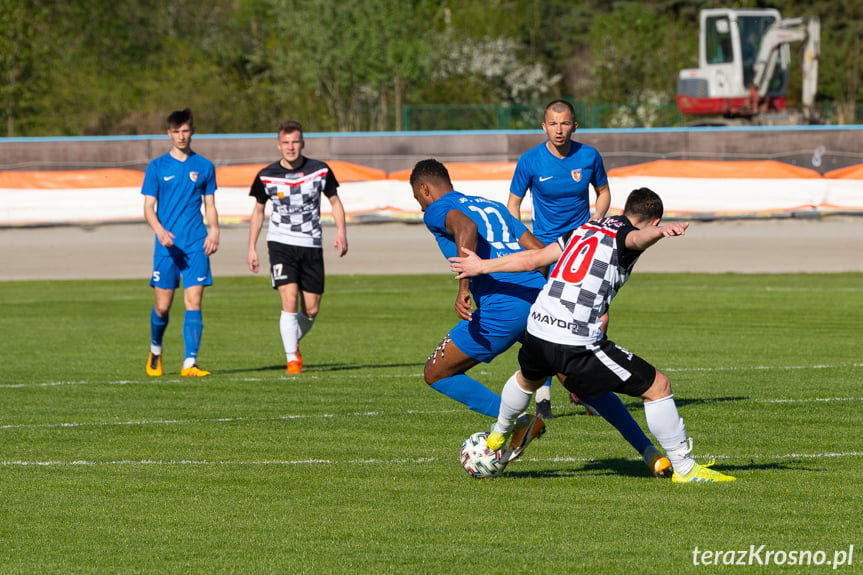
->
[459,431,506,478]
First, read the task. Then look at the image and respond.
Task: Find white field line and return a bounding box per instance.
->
[0,373,425,389]
[665,363,863,373]
[0,286,452,307]
[0,409,462,430]
[2,362,862,390]
[1,452,861,468]
[2,393,861,432]
[663,286,863,293]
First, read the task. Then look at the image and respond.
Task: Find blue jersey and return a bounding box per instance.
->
[142,151,217,257]
[510,140,608,245]
[424,191,546,306]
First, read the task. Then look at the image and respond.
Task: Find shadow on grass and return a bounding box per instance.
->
[710,460,820,473]
[504,458,661,479]
[215,362,425,375]
[505,457,809,480]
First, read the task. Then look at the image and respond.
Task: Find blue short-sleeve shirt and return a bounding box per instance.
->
[142,151,217,257]
[510,140,608,245]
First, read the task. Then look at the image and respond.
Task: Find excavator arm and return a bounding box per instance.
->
[751,17,820,120]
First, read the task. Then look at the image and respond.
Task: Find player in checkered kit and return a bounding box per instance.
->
[450,188,735,483]
[247,121,348,374]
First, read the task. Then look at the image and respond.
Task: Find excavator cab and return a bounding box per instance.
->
[678,8,791,119]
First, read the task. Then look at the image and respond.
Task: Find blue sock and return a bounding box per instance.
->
[183,310,203,360]
[430,374,501,418]
[581,393,652,454]
[150,308,169,347]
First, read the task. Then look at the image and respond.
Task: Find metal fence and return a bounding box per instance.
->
[399,102,863,131]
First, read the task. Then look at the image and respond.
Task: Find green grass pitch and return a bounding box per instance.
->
[1,273,861,573]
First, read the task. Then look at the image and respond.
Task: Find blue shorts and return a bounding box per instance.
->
[448,294,532,363]
[149,250,212,290]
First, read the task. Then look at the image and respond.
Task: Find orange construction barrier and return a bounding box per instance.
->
[609,160,821,179]
[389,162,517,182]
[824,163,863,180]
[0,169,144,189]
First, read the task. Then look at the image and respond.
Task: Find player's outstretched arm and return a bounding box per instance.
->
[450,243,561,279]
[625,221,689,251]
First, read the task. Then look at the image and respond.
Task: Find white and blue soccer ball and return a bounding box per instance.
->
[460,431,506,478]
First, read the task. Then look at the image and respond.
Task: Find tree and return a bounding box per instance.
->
[587,2,695,127]
[2,0,859,134]
[262,0,436,132]
[0,0,53,136]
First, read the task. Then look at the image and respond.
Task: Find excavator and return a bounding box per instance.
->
[676,8,820,125]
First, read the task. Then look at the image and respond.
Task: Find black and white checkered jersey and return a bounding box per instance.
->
[527,215,643,346]
[249,158,339,248]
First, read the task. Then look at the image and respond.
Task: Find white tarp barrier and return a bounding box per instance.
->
[3,160,863,226]
[606,176,827,216]
[821,178,863,212]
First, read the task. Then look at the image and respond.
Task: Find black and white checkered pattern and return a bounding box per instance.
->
[528,216,638,346]
[249,159,339,248]
[264,170,325,247]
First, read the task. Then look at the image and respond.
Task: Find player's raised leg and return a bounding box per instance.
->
[487,371,543,450]
[424,335,500,417]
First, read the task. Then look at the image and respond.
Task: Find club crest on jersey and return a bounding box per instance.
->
[571,169,582,182]
[189,171,199,182]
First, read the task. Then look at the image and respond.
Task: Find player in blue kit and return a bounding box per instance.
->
[411,159,546,418]
[508,99,611,246]
[508,99,612,419]
[411,159,670,475]
[142,108,219,377]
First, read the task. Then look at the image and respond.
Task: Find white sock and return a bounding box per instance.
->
[150,344,162,355]
[296,312,315,342]
[535,384,551,403]
[494,372,534,435]
[644,395,694,475]
[182,357,196,369]
[280,311,299,362]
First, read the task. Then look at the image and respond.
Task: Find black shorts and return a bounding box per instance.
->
[267,242,325,294]
[518,332,656,399]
